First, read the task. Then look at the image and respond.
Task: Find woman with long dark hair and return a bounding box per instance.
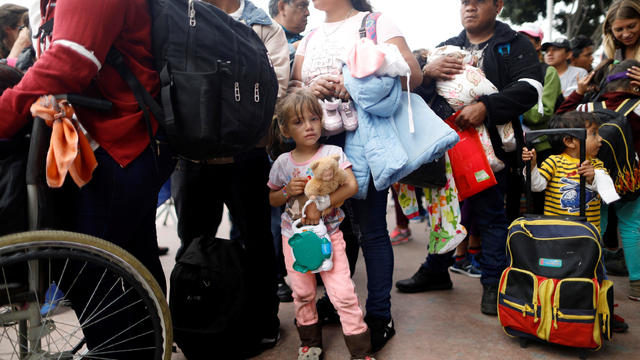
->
[291,0,422,354]
[0,4,28,60]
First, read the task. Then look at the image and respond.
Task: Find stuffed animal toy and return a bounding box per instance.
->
[304,155,347,215]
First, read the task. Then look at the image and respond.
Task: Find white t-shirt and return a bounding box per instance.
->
[296,11,403,85]
[228,0,245,20]
[559,65,588,98]
[267,145,351,238]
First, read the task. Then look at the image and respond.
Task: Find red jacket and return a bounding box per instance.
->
[0,0,159,167]
[558,91,640,157]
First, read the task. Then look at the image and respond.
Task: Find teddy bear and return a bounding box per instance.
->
[304,154,347,216]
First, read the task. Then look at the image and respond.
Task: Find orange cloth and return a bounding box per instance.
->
[30,95,97,188]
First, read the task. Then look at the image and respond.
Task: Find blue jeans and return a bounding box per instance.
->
[422,172,509,286]
[601,199,640,281]
[345,182,394,319]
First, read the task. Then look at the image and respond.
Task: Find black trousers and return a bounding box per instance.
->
[63,143,175,359]
[171,149,279,340]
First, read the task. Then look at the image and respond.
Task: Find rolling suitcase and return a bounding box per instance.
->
[497,129,614,358]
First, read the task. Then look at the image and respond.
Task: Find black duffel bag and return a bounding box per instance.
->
[170,236,249,359]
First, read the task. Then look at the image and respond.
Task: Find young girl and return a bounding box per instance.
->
[267,88,375,360]
[291,1,421,349]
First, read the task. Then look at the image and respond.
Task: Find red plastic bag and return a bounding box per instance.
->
[445,112,497,201]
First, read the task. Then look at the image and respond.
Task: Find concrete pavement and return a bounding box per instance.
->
[157,204,640,360]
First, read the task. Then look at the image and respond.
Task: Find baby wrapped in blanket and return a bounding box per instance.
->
[428,45,516,171]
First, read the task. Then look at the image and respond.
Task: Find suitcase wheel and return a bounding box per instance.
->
[578,349,588,360]
[519,338,528,348]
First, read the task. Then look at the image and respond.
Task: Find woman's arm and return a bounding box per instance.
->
[385,36,423,90]
[291,54,304,82]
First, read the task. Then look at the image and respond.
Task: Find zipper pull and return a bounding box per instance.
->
[254,83,260,102]
[234,82,241,102]
[189,0,196,27]
[553,307,558,329]
[533,303,539,323]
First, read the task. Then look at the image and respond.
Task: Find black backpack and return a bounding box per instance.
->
[169,236,248,359]
[588,99,640,201]
[61,0,279,161]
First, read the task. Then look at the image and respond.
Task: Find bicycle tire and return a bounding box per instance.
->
[0,230,172,360]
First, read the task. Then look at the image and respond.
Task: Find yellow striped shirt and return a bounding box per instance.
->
[538,153,604,230]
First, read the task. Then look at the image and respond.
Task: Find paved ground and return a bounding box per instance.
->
[157,203,640,360]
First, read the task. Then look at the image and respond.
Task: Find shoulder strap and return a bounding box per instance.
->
[37,18,54,45]
[588,101,607,112]
[106,47,163,159]
[358,12,381,43]
[614,98,640,116]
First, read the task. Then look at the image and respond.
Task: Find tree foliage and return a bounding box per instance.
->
[501,0,613,47]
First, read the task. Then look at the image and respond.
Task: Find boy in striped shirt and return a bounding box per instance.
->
[522,111,617,231]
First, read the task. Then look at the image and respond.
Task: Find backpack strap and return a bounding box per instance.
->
[358,12,381,43]
[105,47,163,160]
[614,98,640,116]
[37,18,54,47]
[592,101,607,111]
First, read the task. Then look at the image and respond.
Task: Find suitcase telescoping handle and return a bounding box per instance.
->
[524,128,587,217]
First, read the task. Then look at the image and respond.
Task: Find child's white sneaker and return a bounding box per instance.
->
[340,99,358,131]
[322,97,343,133]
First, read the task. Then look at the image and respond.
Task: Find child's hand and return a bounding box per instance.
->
[578,161,595,184]
[286,177,308,197]
[522,147,537,165]
[302,201,321,225]
[576,72,595,95]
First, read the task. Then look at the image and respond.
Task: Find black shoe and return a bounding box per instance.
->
[604,248,629,276]
[365,315,395,352]
[613,314,629,333]
[158,246,169,256]
[277,281,293,303]
[395,267,452,293]
[242,330,281,358]
[481,283,498,316]
[316,295,340,325]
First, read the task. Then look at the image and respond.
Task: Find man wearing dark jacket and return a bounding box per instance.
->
[396,0,542,315]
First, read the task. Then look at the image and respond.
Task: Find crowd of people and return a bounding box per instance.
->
[0,0,639,359]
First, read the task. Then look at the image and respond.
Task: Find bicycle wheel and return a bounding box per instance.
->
[0,230,172,360]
